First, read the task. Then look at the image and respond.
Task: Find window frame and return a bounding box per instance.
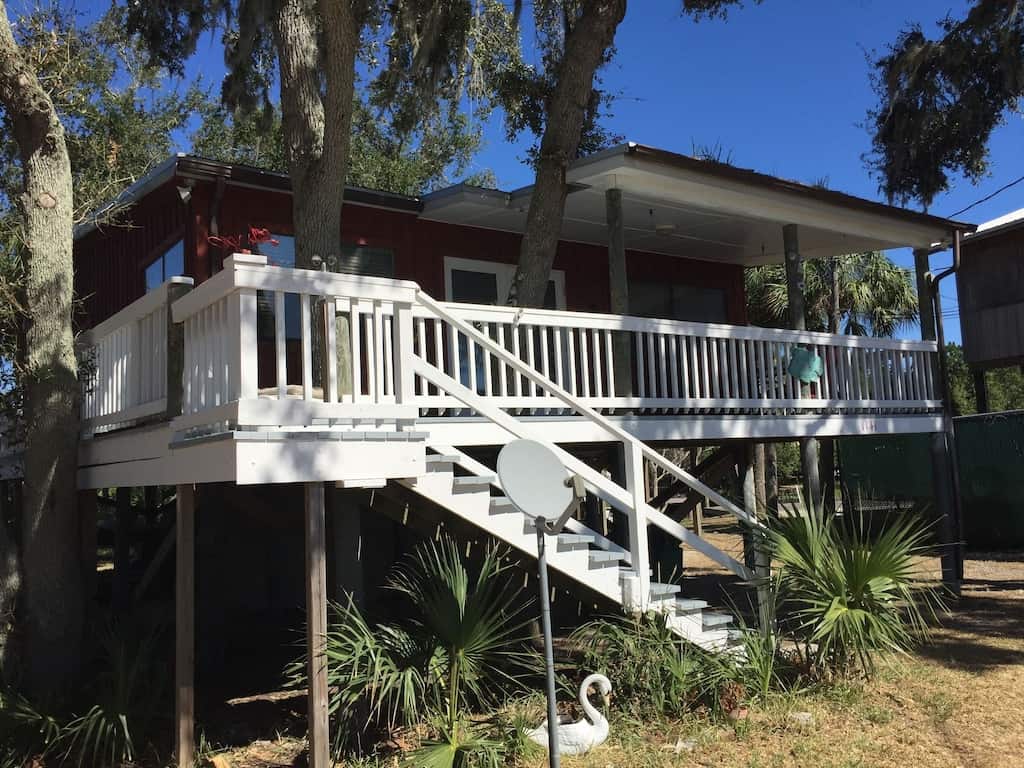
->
[141,232,186,293]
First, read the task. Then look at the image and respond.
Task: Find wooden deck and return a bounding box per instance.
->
[71,253,944,489]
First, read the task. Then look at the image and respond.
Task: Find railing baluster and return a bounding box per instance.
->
[524,325,535,397]
[326,301,339,403]
[657,334,668,403]
[300,294,313,401]
[645,332,656,400]
[483,322,494,397]
[416,317,427,396]
[634,332,645,398]
[540,325,552,398]
[580,328,591,398]
[602,329,614,400]
[591,326,603,399]
[496,323,508,397]
[667,335,679,399]
[728,338,739,400]
[679,335,691,399]
[567,327,578,396]
[510,324,522,397]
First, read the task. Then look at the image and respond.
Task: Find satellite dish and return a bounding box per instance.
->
[497,439,573,522]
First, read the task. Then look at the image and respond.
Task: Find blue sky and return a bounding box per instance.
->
[68,0,1024,342]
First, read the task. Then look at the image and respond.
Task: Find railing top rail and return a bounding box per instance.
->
[171,253,419,322]
[413,290,759,528]
[80,276,193,346]
[425,300,938,352]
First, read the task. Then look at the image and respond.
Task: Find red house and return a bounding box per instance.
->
[66,143,970,764]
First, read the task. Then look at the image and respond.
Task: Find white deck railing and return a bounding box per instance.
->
[79,276,193,431]
[81,255,941,433]
[411,303,940,414]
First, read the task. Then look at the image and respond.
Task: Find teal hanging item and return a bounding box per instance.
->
[788,346,823,383]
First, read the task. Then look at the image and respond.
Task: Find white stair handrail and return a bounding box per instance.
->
[414,290,761,529]
[412,357,753,580]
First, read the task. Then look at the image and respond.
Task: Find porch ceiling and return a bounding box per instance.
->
[421,143,973,266]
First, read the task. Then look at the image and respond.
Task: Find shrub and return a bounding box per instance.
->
[0,619,164,768]
[570,613,730,720]
[768,509,945,677]
[290,536,533,767]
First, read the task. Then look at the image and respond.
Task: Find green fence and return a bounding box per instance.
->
[839,411,1024,550]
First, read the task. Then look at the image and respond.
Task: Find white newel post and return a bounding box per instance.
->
[393,300,415,404]
[624,440,651,610]
[227,287,259,402]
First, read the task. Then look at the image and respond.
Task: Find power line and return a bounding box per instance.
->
[947,173,1024,218]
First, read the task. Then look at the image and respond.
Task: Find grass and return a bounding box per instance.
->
[211,550,1024,768]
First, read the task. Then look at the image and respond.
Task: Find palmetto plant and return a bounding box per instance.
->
[745,251,918,337]
[292,536,533,767]
[769,510,945,677]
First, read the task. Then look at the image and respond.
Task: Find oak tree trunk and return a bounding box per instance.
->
[0,2,82,699]
[508,0,627,308]
[273,0,361,270]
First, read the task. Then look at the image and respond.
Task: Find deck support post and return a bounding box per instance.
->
[740,445,772,627]
[606,188,633,396]
[114,487,133,613]
[305,482,330,768]
[972,368,988,413]
[782,224,822,515]
[175,484,195,768]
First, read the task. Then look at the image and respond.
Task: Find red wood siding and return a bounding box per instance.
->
[74,180,189,328]
[74,180,748,329]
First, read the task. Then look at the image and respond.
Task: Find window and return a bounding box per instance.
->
[444,257,565,308]
[254,234,396,341]
[444,257,566,390]
[628,280,728,324]
[256,235,395,278]
[144,240,185,292]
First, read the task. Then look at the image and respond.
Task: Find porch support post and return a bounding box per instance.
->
[305,482,330,768]
[606,188,633,396]
[740,444,771,628]
[782,224,822,515]
[972,368,988,413]
[175,484,195,768]
[913,248,936,342]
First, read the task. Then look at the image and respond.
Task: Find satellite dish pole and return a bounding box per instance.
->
[497,440,586,768]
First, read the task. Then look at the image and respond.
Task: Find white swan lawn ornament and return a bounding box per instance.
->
[526,673,612,756]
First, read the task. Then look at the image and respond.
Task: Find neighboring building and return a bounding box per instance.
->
[958,208,1024,411]
[18,142,973,765]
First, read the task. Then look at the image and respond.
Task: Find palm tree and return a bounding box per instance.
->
[745,251,918,337]
[745,251,919,514]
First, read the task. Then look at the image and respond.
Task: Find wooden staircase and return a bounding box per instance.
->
[398,447,743,653]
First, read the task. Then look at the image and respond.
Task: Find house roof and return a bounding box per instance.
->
[963,207,1024,245]
[422,143,974,265]
[74,154,422,239]
[77,144,975,266]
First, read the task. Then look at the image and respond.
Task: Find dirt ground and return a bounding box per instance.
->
[209,547,1024,768]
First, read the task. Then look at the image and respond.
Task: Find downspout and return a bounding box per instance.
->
[928,229,965,583]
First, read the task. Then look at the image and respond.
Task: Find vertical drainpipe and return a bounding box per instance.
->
[929,229,966,586]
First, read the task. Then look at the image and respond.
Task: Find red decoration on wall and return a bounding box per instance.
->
[207,226,279,253]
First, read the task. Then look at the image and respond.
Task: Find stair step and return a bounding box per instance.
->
[588,550,625,567]
[452,475,494,491]
[675,598,709,613]
[701,611,734,629]
[557,534,595,549]
[489,497,516,514]
[650,582,682,598]
[426,454,460,465]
